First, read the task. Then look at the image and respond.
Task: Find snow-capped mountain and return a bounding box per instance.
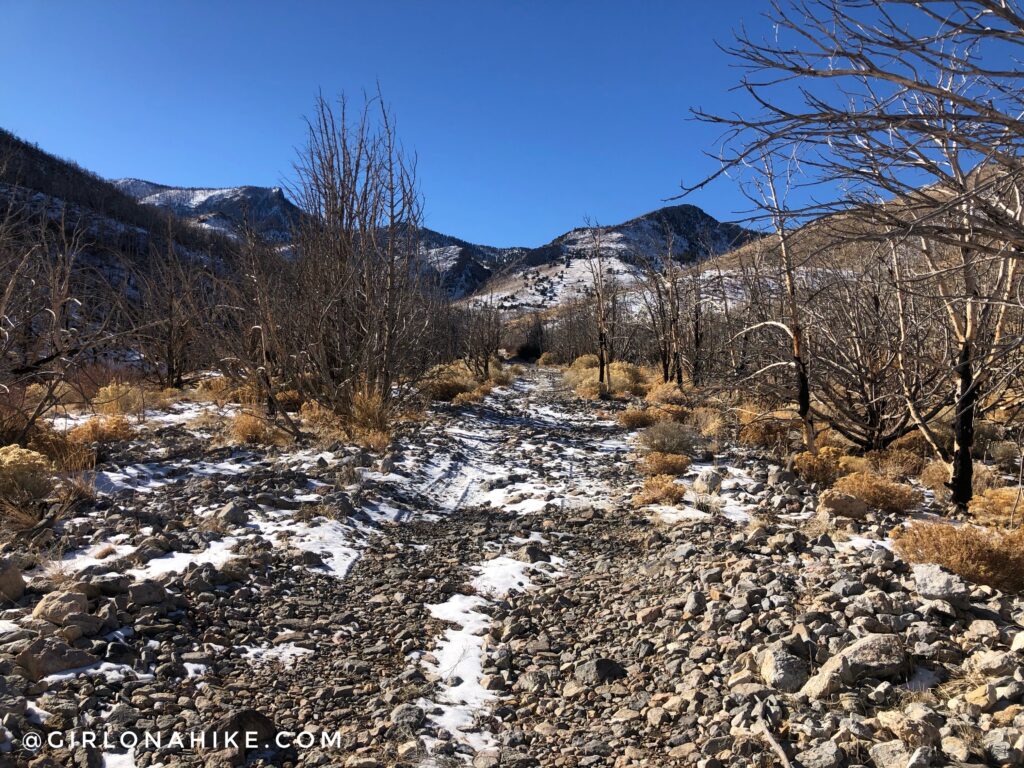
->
[113,177,754,305]
[113,178,300,243]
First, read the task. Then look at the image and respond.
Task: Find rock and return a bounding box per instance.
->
[574,658,627,686]
[694,469,723,495]
[967,649,1018,676]
[217,501,250,526]
[0,558,25,602]
[912,563,970,603]
[868,740,911,768]
[515,670,548,693]
[816,489,868,520]
[127,580,166,607]
[31,591,88,625]
[390,703,425,729]
[14,637,98,681]
[637,605,662,625]
[983,727,1023,765]
[794,740,844,768]
[759,645,808,693]
[204,709,277,757]
[800,634,909,699]
[516,544,550,564]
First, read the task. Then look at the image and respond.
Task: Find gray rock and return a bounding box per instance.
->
[912,563,970,603]
[759,646,808,693]
[801,634,909,699]
[390,703,425,729]
[795,740,844,768]
[694,469,723,495]
[0,559,25,603]
[31,590,88,625]
[574,658,627,686]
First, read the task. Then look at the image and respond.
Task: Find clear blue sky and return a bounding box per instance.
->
[2,1,766,247]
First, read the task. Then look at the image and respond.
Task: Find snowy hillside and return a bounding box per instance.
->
[113,178,300,243]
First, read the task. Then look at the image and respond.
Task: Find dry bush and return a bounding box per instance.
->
[275,389,305,412]
[736,403,794,450]
[793,446,845,486]
[838,455,871,475]
[25,381,78,406]
[94,382,146,416]
[619,407,659,429]
[833,471,923,513]
[639,421,701,455]
[607,362,647,396]
[537,352,560,366]
[452,383,493,406]
[645,381,689,407]
[920,460,999,500]
[25,425,93,472]
[973,421,1004,457]
[61,472,97,503]
[892,424,955,457]
[690,406,727,440]
[93,544,117,560]
[422,363,478,402]
[989,441,1021,471]
[866,448,927,480]
[490,368,514,386]
[969,486,1024,527]
[570,354,599,370]
[299,400,339,431]
[894,521,1024,593]
[355,429,391,453]
[69,416,135,444]
[196,376,232,399]
[632,474,688,507]
[640,452,692,476]
[230,413,278,445]
[350,390,389,433]
[0,446,54,501]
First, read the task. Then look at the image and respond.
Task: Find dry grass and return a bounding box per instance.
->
[354,428,390,453]
[537,352,560,366]
[838,455,871,475]
[989,441,1021,471]
[969,486,1024,527]
[793,446,845,486]
[833,471,923,513]
[645,381,689,407]
[94,382,146,416]
[638,421,700,455]
[564,357,649,400]
[866,448,927,480]
[275,389,305,412]
[93,543,117,560]
[735,403,794,450]
[689,406,727,440]
[421,362,478,402]
[0,446,54,501]
[69,416,135,444]
[229,413,281,445]
[633,474,688,507]
[350,390,389,433]
[60,472,97,503]
[640,452,692,476]
[452,382,494,406]
[892,424,955,457]
[894,521,1024,593]
[618,407,659,429]
[27,425,95,472]
[919,460,1000,501]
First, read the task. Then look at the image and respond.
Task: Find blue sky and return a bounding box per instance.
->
[2,1,767,247]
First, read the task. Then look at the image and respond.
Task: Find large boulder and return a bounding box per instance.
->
[693,469,723,495]
[575,658,627,686]
[31,590,88,625]
[759,645,808,692]
[801,634,909,699]
[912,563,970,604]
[14,637,98,681]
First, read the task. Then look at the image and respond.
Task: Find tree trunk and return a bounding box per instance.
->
[948,340,976,508]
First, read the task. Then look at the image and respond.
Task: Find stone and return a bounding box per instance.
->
[912,563,970,603]
[515,670,548,693]
[390,703,425,729]
[31,591,88,625]
[637,606,662,625]
[800,634,909,699]
[127,580,166,607]
[816,489,868,520]
[14,637,98,681]
[516,544,550,564]
[574,658,627,686]
[694,469,723,495]
[759,646,808,693]
[868,740,911,768]
[217,501,250,526]
[794,740,844,768]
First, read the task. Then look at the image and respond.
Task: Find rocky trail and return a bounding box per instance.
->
[3,369,1024,767]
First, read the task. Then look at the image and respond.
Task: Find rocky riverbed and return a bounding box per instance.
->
[1,369,1023,767]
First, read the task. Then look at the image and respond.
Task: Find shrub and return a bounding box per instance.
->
[94,382,145,416]
[639,422,701,455]
[969,486,1024,527]
[920,460,999,500]
[633,474,688,507]
[69,416,135,444]
[537,352,560,366]
[866,448,926,480]
[793,446,845,486]
[230,413,275,445]
[690,406,727,440]
[490,368,514,386]
[974,421,1005,458]
[0,446,53,500]
[354,428,390,453]
[422,376,476,402]
[26,425,94,472]
[833,471,923,513]
[570,354,600,370]
[640,452,692,476]
[607,362,647,396]
[894,521,1024,593]
[452,383,493,406]
[892,424,954,457]
[299,400,339,430]
[645,381,689,407]
[275,389,305,412]
[990,441,1021,471]
[350,390,389,433]
[619,408,659,430]
[838,455,871,475]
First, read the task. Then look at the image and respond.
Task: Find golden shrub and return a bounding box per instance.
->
[230,413,274,445]
[690,406,727,440]
[69,416,135,444]
[607,362,647,396]
[920,460,999,500]
[793,446,845,486]
[640,452,692,476]
[866,448,926,480]
[639,422,700,455]
[892,425,954,457]
[989,441,1021,471]
[350,390,389,433]
[452,383,493,406]
[645,381,689,407]
[894,522,1024,593]
[275,389,305,412]
[570,354,600,370]
[833,471,923,513]
[969,486,1024,527]
[0,446,54,500]
[94,382,145,415]
[838,455,871,476]
[354,428,390,453]
[536,352,560,366]
[619,408,659,430]
[490,368,514,386]
[632,474,688,507]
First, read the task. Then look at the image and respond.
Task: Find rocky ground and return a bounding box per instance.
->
[1,369,1023,767]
